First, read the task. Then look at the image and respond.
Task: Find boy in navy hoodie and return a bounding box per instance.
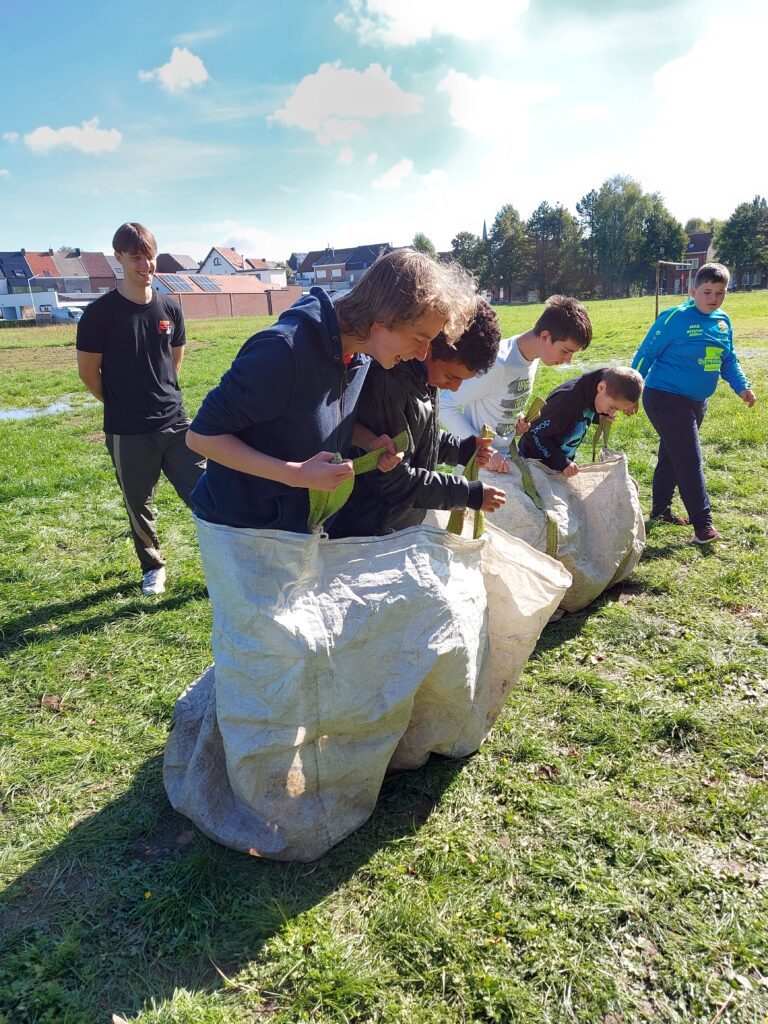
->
[518,367,642,475]
[632,263,755,544]
[187,249,478,532]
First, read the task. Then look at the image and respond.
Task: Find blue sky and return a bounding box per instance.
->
[2,0,765,261]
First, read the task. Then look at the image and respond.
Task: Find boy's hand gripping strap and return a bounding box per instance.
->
[446,425,494,540]
[307,429,411,533]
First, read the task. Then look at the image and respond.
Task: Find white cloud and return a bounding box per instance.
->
[629,0,768,220]
[92,186,151,198]
[139,47,209,94]
[338,146,355,165]
[372,158,414,188]
[2,132,18,143]
[568,104,609,123]
[24,117,122,155]
[172,27,226,46]
[330,190,364,204]
[0,168,9,177]
[437,70,558,136]
[367,152,379,164]
[336,0,528,47]
[269,62,421,144]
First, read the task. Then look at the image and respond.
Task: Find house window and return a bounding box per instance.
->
[317,269,327,279]
[332,268,342,278]
[213,257,220,266]
[40,304,52,312]
[690,258,699,269]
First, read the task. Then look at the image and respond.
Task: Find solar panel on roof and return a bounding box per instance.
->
[163,274,195,292]
[196,275,221,292]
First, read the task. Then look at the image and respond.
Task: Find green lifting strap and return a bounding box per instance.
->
[506,443,559,559]
[307,428,410,533]
[591,415,613,463]
[446,425,494,539]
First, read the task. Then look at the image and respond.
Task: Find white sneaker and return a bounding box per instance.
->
[141,566,166,595]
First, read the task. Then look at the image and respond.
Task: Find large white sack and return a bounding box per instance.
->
[164,520,570,862]
[447,450,644,612]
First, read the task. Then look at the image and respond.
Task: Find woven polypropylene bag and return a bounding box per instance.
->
[164,520,571,861]
[463,451,645,612]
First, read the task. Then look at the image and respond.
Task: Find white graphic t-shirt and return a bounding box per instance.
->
[439,335,539,449]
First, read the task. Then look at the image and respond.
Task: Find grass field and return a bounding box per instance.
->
[1,293,767,1024]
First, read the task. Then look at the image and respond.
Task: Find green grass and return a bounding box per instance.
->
[1,294,767,1023]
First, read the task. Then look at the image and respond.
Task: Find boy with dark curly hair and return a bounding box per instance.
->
[329,299,506,537]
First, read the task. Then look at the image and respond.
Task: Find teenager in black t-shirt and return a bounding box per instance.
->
[76,222,205,595]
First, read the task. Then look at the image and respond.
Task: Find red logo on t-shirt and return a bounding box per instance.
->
[157,320,172,335]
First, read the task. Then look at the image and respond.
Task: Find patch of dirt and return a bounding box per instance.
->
[0,346,76,371]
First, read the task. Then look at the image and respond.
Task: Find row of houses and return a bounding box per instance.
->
[0,245,305,322]
[0,240,400,322]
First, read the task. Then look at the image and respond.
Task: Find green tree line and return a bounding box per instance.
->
[415,177,768,301]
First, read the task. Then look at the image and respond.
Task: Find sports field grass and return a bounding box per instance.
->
[1,293,767,1023]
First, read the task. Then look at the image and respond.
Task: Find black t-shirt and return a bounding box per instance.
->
[76,289,187,435]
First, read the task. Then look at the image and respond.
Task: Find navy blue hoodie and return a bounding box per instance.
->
[190,288,370,530]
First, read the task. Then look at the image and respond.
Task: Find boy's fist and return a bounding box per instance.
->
[515,414,531,436]
[562,461,580,479]
[474,435,494,467]
[487,450,510,474]
[480,484,506,512]
[740,389,756,407]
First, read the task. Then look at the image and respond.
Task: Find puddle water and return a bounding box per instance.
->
[0,401,73,421]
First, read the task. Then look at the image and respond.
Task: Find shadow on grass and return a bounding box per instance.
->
[0,751,464,1020]
[0,581,208,654]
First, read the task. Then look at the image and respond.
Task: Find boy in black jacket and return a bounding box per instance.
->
[518,367,642,477]
[328,300,506,537]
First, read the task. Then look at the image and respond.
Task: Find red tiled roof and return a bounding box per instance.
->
[52,252,88,276]
[246,258,270,270]
[80,251,116,278]
[24,251,60,277]
[214,247,244,269]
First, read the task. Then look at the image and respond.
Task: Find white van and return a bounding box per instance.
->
[51,306,84,323]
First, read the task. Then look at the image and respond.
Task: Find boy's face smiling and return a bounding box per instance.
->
[423,350,476,391]
[691,279,728,315]
[115,248,157,291]
[594,382,638,419]
[366,311,447,369]
[540,332,583,366]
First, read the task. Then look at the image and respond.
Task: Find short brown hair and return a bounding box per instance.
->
[694,262,730,287]
[430,298,500,375]
[602,366,643,402]
[534,294,592,348]
[334,248,477,345]
[112,222,157,257]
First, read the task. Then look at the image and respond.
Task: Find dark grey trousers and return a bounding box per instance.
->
[105,423,206,572]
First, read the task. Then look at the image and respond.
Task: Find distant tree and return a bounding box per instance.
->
[684,217,724,238]
[56,245,76,255]
[412,232,437,259]
[576,188,599,294]
[450,230,487,281]
[575,176,682,297]
[486,204,529,302]
[639,195,687,291]
[715,196,768,281]
[526,201,583,300]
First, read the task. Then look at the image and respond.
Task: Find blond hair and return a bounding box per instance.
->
[335,248,477,345]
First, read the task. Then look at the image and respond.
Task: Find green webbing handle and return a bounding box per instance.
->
[307,429,410,532]
[506,443,559,558]
[446,425,494,540]
[591,415,613,463]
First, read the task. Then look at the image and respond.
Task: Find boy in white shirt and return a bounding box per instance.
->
[439,294,593,452]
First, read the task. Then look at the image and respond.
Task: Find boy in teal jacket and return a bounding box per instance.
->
[632,263,756,543]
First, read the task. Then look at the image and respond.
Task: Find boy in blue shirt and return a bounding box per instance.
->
[632,263,756,544]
